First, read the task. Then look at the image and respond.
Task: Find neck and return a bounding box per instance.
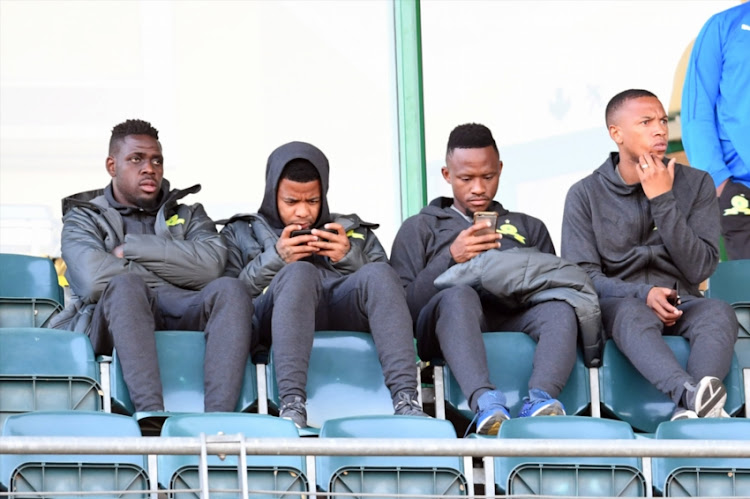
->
[616,154,641,185]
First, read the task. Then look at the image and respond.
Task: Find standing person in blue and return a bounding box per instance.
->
[562,89,738,420]
[390,123,577,436]
[221,141,426,428]
[681,2,750,260]
[51,119,254,413]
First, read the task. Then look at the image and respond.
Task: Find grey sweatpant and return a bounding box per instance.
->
[253,261,418,404]
[416,285,578,412]
[88,274,254,412]
[600,296,737,405]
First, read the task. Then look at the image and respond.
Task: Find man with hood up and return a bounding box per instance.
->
[562,89,738,421]
[221,141,427,428]
[51,119,254,414]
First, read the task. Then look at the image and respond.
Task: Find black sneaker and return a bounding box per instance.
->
[279,395,307,429]
[393,390,428,417]
[682,376,727,419]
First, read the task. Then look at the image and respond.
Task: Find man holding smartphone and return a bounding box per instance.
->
[390,123,577,435]
[562,89,738,420]
[221,141,426,428]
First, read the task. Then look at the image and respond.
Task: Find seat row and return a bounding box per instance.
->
[2,410,749,497]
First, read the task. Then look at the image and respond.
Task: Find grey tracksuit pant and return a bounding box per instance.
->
[416,284,578,412]
[88,274,254,412]
[253,261,418,405]
[600,296,738,405]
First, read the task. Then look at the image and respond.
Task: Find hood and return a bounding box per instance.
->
[595,152,671,196]
[258,141,331,234]
[61,179,199,216]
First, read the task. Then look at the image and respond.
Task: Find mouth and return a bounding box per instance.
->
[139,179,158,194]
[468,198,489,208]
[652,142,667,153]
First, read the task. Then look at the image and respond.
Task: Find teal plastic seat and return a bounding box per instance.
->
[0,327,102,428]
[706,260,750,306]
[107,330,258,432]
[600,337,744,433]
[653,419,750,497]
[267,331,398,430]
[0,253,63,327]
[317,415,467,496]
[0,411,149,496]
[495,416,645,496]
[441,332,590,421]
[158,413,307,498]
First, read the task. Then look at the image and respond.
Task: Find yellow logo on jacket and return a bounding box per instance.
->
[498,221,526,244]
[346,229,365,240]
[166,214,186,226]
[724,194,750,216]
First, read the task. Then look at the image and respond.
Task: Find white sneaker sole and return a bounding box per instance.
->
[694,376,727,419]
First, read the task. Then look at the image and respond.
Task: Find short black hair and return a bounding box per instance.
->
[109,119,159,155]
[281,158,320,183]
[605,89,658,127]
[446,123,499,159]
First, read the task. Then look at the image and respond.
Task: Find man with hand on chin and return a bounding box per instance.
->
[221,141,426,428]
[562,89,738,421]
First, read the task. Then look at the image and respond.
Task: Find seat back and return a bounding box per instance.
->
[706,260,750,306]
[109,330,257,415]
[653,419,750,497]
[0,253,64,327]
[0,411,149,496]
[495,416,644,496]
[317,415,466,496]
[267,331,396,429]
[0,327,102,428]
[159,413,307,498]
[442,332,590,420]
[599,337,744,432]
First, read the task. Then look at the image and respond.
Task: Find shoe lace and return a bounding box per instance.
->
[393,391,421,412]
[280,396,305,414]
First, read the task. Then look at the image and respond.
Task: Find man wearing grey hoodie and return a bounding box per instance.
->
[562,89,738,420]
[221,141,426,428]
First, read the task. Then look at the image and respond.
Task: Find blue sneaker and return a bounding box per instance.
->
[472,390,510,436]
[518,389,565,418]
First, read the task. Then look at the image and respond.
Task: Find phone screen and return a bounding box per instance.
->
[473,211,498,236]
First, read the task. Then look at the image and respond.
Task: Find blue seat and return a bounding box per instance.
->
[267,331,398,431]
[0,253,63,327]
[706,260,750,307]
[107,330,258,428]
[653,419,750,497]
[317,415,467,496]
[0,411,149,496]
[495,416,645,496]
[158,413,308,498]
[0,327,102,428]
[440,332,590,422]
[599,337,744,433]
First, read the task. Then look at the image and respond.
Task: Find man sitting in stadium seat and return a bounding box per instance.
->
[51,119,254,413]
[221,141,426,428]
[562,89,738,420]
[390,123,583,436]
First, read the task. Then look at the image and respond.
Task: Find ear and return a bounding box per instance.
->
[441,166,451,183]
[106,156,116,178]
[609,124,622,144]
[498,160,504,174]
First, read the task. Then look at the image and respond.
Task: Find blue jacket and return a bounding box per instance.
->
[681,3,750,189]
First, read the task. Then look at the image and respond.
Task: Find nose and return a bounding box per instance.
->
[295,203,312,220]
[654,121,667,136]
[470,178,486,195]
[141,160,156,174]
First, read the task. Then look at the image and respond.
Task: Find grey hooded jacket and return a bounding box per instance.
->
[50,181,227,332]
[221,141,387,298]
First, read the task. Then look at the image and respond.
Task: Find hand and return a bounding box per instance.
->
[449,221,502,263]
[112,245,125,258]
[637,154,675,200]
[646,286,682,326]
[276,225,319,263]
[308,223,350,263]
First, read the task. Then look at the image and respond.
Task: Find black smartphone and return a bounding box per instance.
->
[290,228,337,238]
[668,282,681,306]
[473,211,498,236]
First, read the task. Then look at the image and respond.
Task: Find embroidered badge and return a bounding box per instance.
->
[498,220,526,244]
[346,229,365,240]
[166,214,186,226]
[724,194,750,216]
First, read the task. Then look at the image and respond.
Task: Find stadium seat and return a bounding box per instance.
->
[105,330,258,433]
[599,337,744,433]
[266,331,399,431]
[437,332,590,424]
[0,411,149,496]
[706,259,750,308]
[653,419,750,497]
[158,413,308,498]
[0,327,102,428]
[494,416,645,496]
[0,253,63,327]
[316,415,467,497]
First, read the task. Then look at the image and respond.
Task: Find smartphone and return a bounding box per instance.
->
[290,228,337,238]
[473,211,498,236]
[668,282,681,306]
